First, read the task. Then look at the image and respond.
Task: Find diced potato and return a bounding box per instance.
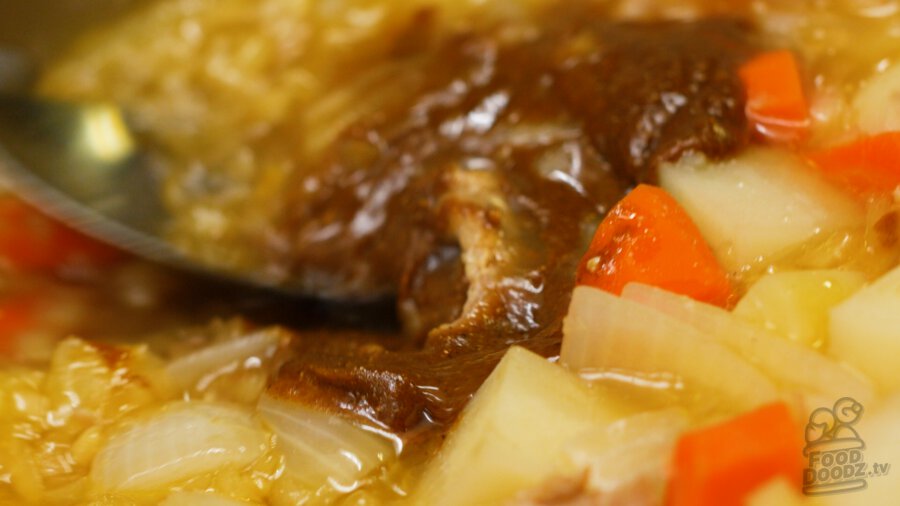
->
[745,477,811,506]
[830,265,900,392]
[659,149,863,271]
[816,395,900,506]
[413,346,616,506]
[564,408,689,502]
[734,270,866,349]
[853,64,900,134]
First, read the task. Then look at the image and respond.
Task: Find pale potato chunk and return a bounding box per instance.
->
[413,346,615,506]
[659,149,863,271]
[817,395,900,506]
[830,265,900,392]
[734,270,866,349]
[746,477,812,506]
[854,64,900,135]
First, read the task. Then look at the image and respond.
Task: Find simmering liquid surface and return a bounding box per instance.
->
[1,1,900,504]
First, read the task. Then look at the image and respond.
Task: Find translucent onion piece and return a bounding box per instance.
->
[621,282,875,406]
[160,491,259,506]
[165,330,286,392]
[91,401,267,492]
[562,286,780,411]
[0,433,43,503]
[44,338,115,413]
[258,393,398,490]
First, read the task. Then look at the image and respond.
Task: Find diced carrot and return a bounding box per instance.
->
[808,132,900,198]
[0,296,37,356]
[0,195,123,272]
[576,184,732,307]
[666,402,804,506]
[739,50,809,142]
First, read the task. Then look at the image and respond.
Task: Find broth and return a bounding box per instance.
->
[1,0,900,504]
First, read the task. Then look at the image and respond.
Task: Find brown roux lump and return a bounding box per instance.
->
[269,14,757,433]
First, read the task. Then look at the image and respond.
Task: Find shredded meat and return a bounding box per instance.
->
[269,12,756,432]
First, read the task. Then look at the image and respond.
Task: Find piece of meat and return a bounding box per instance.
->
[269,324,563,431]
[558,20,755,183]
[269,13,756,432]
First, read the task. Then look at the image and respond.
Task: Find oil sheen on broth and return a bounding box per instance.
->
[0,0,898,504]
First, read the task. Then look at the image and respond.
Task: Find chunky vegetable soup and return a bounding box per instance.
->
[3,0,900,504]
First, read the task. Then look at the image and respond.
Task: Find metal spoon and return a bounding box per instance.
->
[0,47,308,295]
[0,93,295,292]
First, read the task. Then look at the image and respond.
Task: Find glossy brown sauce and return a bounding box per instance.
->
[269,13,757,433]
[5,1,900,503]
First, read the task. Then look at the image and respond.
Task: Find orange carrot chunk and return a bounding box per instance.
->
[0,195,123,272]
[0,296,38,356]
[666,402,804,506]
[739,50,809,142]
[808,132,900,198]
[575,184,732,307]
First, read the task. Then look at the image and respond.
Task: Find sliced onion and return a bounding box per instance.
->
[165,329,287,392]
[258,393,398,491]
[90,401,267,492]
[160,491,257,506]
[562,286,780,411]
[44,337,115,413]
[620,282,876,407]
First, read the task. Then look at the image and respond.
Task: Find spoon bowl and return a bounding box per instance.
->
[0,94,294,293]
